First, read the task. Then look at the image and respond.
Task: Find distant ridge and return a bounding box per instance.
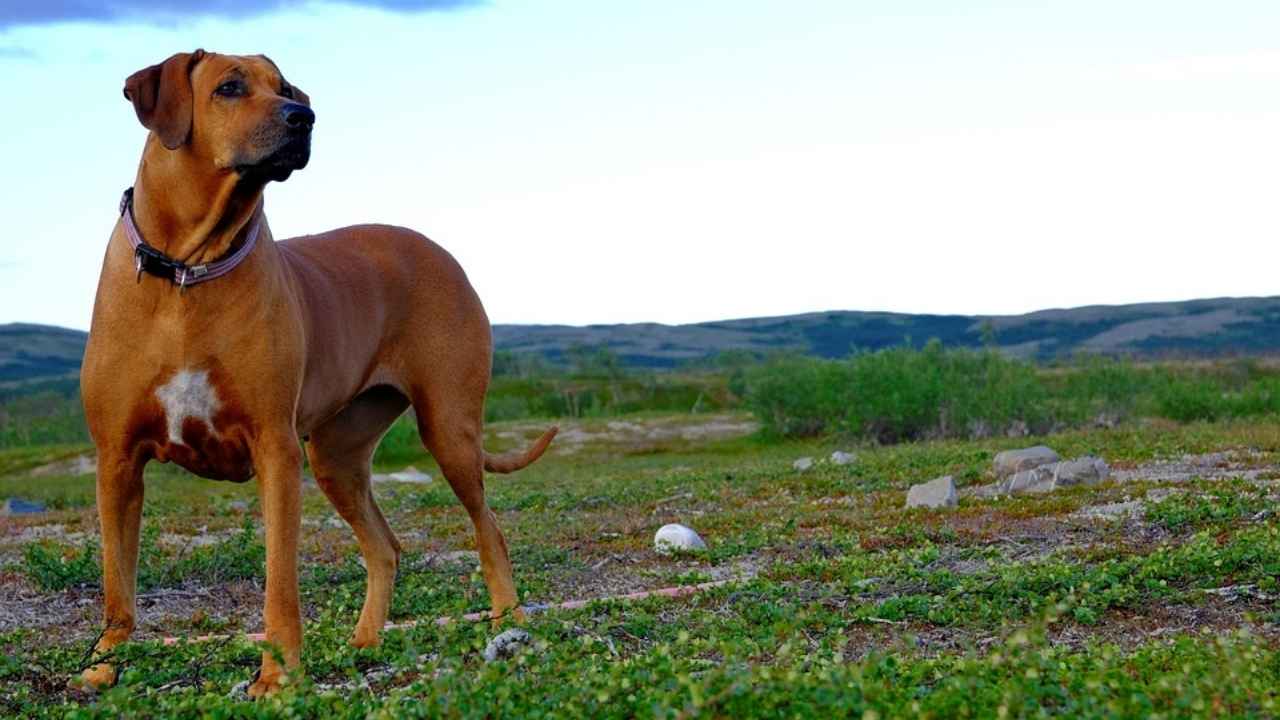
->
[492,296,1280,367]
[0,323,88,384]
[6,296,1280,380]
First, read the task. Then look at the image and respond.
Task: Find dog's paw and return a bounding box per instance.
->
[71,663,116,692]
[246,675,282,698]
[490,605,527,627]
[349,628,382,649]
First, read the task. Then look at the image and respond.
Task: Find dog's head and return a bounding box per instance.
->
[124,50,313,183]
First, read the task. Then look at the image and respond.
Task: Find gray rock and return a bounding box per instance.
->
[1001,466,1057,495]
[996,456,1110,495]
[654,523,707,554]
[483,629,532,663]
[906,476,958,509]
[228,500,250,513]
[792,457,814,472]
[1052,457,1109,488]
[830,451,856,466]
[993,446,1060,479]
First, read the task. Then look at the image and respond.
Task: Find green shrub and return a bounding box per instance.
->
[137,520,264,590]
[745,343,1048,441]
[746,346,1280,441]
[1154,375,1226,422]
[22,539,100,591]
[21,521,265,593]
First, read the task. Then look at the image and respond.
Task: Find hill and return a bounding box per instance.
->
[0,324,87,385]
[494,296,1280,367]
[6,296,1280,380]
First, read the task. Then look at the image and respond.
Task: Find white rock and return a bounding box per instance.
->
[793,457,815,472]
[654,523,707,555]
[483,629,532,663]
[830,451,856,466]
[906,476,958,509]
[993,446,1060,479]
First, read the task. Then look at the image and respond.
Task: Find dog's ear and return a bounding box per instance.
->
[123,49,206,150]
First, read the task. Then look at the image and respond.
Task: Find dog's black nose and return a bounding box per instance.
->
[282,103,315,131]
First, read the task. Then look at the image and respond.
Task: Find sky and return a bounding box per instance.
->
[2,1,1280,331]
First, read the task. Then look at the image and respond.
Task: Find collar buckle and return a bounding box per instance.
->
[119,185,260,290]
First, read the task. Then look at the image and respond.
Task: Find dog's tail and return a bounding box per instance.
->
[484,426,559,474]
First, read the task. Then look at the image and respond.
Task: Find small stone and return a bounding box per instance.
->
[228,500,249,513]
[227,679,251,699]
[654,523,707,554]
[483,628,532,663]
[830,451,856,466]
[1052,457,1109,488]
[905,476,957,509]
[793,457,814,472]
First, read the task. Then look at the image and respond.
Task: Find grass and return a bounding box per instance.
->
[3,410,1280,716]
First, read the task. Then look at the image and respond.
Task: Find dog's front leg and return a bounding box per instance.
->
[77,451,145,690]
[248,436,304,698]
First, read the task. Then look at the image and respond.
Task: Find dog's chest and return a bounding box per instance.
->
[146,367,255,482]
[156,370,220,444]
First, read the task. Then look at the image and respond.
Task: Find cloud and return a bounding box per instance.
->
[0,1,479,29]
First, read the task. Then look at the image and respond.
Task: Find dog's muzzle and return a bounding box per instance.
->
[239,103,314,182]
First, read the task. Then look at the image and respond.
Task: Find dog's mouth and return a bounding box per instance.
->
[236,135,311,183]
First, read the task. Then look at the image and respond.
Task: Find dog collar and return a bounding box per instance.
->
[119,187,261,289]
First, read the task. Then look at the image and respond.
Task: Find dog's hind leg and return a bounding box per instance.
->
[412,384,522,623]
[306,386,409,647]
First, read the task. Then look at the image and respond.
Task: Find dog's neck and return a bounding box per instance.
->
[131,139,267,267]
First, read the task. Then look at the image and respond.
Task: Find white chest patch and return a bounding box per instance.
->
[155,369,221,444]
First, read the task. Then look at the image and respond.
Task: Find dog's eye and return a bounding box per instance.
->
[280,83,294,100]
[214,80,244,98]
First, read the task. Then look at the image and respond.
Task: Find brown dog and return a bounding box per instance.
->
[78,50,556,696]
